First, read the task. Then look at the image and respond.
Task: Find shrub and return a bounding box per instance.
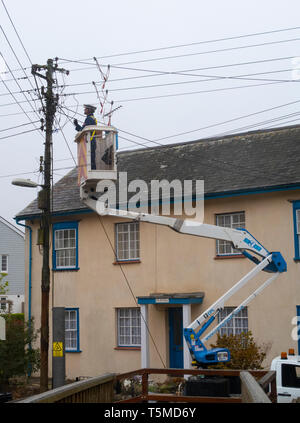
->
[210,331,268,370]
[0,314,40,390]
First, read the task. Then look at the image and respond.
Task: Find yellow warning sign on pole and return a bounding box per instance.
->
[53,341,63,357]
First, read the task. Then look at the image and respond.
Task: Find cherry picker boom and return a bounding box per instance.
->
[75,125,287,367]
[83,196,286,366]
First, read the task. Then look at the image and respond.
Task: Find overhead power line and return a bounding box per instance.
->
[212,110,300,138]
[0,1,45,113]
[108,37,300,68]
[55,57,296,88]
[3,27,300,76]
[57,25,300,64]
[0,127,41,141]
[52,68,295,99]
[0,78,286,109]
[111,80,288,103]
[0,51,42,131]
[58,97,300,150]
[0,120,41,133]
[0,25,42,121]
[1,0,34,64]
[153,99,300,142]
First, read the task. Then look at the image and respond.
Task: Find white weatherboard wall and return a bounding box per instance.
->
[0,217,25,308]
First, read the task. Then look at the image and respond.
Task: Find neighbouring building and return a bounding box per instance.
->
[0,216,25,314]
[15,124,300,380]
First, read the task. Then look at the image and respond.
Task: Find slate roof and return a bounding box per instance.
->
[16,124,300,220]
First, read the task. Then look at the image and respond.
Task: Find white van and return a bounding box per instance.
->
[270,350,300,403]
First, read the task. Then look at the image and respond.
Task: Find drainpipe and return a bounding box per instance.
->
[15,219,32,322]
[15,219,32,377]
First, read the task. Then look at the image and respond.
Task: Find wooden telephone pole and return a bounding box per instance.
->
[32,59,68,392]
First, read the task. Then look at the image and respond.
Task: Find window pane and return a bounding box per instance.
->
[1,255,8,272]
[117,308,141,346]
[218,307,248,337]
[55,228,77,268]
[116,223,140,261]
[216,212,245,255]
[65,310,78,351]
[297,210,300,234]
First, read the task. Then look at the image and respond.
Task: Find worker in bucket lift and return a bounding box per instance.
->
[74,104,97,169]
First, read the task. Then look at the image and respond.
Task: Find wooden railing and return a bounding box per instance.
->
[16,373,115,403]
[115,368,277,403]
[15,368,276,403]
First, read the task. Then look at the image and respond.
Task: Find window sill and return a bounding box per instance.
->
[114,347,141,351]
[52,267,80,272]
[66,350,82,353]
[294,258,300,262]
[214,255,245,259]
[113,260,141,265]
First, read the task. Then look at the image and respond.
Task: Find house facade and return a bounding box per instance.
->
[0,216,25,314]
[15,124,300,380]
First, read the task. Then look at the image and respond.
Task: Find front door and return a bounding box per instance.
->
[168,307,183,368]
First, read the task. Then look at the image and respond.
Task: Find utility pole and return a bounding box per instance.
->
[32,59,68,392]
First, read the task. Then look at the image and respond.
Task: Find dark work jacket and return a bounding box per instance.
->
[75,114,97,132]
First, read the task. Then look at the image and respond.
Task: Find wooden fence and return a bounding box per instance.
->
[15,368,276,403]
[115,368,276,403]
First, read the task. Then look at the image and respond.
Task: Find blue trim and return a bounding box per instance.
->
[116,132,119,150]
[137,297,203,305]
[65,307,81,353]
[15,184,300,222]
[16,208,92,222]
[297,306,300,355]
[293,201,300,260]
[52,221,79,271]
[205,184,300,200]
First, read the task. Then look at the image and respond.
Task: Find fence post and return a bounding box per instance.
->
[141,371,148,402]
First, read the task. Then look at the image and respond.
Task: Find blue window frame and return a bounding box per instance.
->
[52,221,79,270]
[297,306,300,355]
[292,201,300,261]
[65,308,80,352]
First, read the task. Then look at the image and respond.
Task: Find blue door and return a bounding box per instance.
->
[169,308,183,368]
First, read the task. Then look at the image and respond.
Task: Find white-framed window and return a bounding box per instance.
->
[117,308,141,347]
[216,212,245,255]
[115,222,140,261]
[218,307,248,336]
[53,222,78,270]
[65,308,80,352]
[0,255,8,273]
[0,297,7,311]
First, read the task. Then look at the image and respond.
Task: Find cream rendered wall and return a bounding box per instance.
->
[26,189,300,379]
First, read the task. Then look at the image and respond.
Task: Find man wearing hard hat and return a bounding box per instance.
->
[74,105,97,169]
